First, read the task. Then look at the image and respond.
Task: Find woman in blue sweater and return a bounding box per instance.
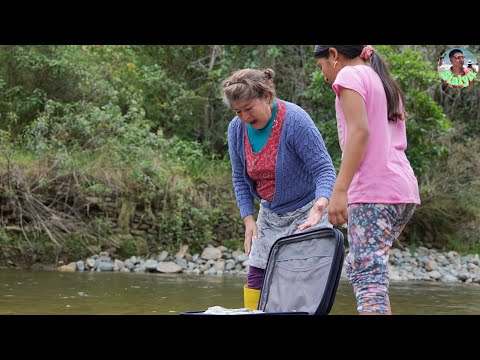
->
[221,68,337,310]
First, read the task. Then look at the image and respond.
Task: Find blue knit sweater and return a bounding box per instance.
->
[227,99,337,219]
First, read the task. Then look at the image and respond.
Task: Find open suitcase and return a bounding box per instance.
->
[181,227,345,315]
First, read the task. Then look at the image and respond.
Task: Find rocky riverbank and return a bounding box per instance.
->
[53,244,480,285]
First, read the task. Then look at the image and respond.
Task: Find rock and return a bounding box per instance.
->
[99,252,110,260]
[144,259,159,271]
[424,259,438,271]
[235,254,249,263]
[124,259,134,270]
[76,261,85,272]
[175,245,189,259]
[156,262,183,273]
[214,260,225,271]
[441,274,458,282]
[175,258,188,269]
[201,247,222,260]
[86,258,96,269]
[58,265,76,272]
[156,251,168,262]
[98,261,114,271]
[114,259,124,271]
[428,271,442,279]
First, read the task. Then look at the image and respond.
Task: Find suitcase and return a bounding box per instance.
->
[181,227,345,315]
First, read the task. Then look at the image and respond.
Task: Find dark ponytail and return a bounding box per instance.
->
[313,45,407,121]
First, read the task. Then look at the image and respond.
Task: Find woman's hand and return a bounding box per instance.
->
[243,215,258,255]
[298,197,329,231]
[327,189,348,226]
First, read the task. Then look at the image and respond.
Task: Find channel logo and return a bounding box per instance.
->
[438,48,478,89]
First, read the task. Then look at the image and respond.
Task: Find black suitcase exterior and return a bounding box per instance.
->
[181,227,345,315]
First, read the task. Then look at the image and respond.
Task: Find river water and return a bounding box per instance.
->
[1,270,479,315]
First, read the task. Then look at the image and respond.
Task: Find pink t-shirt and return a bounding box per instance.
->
[332,65,420,205]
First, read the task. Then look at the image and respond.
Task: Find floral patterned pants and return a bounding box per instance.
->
[345,203,417,314]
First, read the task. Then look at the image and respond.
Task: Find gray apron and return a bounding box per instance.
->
[249,200,333,269]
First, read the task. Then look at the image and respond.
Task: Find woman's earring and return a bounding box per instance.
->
[333,60,338,68]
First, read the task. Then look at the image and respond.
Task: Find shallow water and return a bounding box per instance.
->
[1,271,479,315]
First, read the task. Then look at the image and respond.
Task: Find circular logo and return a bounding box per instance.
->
[438,47,478,89]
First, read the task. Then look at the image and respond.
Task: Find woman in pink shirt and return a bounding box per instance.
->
[312,45,421,315]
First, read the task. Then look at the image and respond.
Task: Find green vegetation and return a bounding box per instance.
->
[0,45,478,265]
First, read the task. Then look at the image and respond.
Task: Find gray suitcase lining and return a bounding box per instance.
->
[258,228,344,315]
